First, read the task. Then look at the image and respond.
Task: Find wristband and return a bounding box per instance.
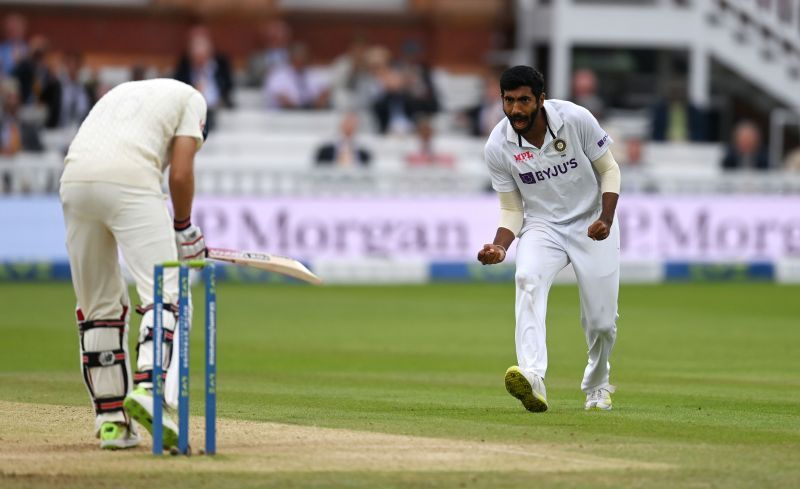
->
[173,217,191,231]
[494,244,506,254]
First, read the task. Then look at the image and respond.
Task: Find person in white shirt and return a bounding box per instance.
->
[478,66,622,412]
[263,43,329,110]
[60,78,208,450]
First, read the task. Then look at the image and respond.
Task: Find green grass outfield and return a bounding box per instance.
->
[1,282,799,488]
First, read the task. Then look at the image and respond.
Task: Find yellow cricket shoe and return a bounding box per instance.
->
[504,366,549,413]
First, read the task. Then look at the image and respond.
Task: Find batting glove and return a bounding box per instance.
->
[174,218,207,260]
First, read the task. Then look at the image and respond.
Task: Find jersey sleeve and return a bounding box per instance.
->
[485,143,517,193]
[575,105,613,162]
[175,91,208,150]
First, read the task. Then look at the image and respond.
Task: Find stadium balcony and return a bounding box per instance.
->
[517,0,800,113]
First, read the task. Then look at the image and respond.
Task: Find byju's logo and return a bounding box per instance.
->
[514,151,534,163]
[519,159,578,184]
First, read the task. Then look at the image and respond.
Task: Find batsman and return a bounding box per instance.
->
[478,66,621,412]
[59,79,209,449]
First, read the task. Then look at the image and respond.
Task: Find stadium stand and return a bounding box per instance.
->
[2,1,800,196]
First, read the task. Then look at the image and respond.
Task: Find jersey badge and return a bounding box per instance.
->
[554,138,567,152]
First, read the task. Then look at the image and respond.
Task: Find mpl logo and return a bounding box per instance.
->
[514,151,534,163]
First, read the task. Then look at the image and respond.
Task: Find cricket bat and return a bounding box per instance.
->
[207,248,322,285]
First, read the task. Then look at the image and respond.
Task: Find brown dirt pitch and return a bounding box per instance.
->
[0,400,665,483]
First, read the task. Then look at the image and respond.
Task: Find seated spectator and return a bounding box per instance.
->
[245,19,291,88]
[463,73,503,137]
[571,68,605,121]
[372,41,438,135]
[0,13,27,76]
[174,25,234,131]
[721,120,769,171]
[1,78,43,192]
[0,78,43,156]
[406,117,454,168]
[13,35,60,128]
[785,147,800,172]
[330,36,375,111]
[651,81,708,142]
[315,112,371,168]
[263,42,329,110]
[373,68,415,135]
[130,63,147,81]
[620,136,657,193]
[57,51,93,128]
[396,39,439,117]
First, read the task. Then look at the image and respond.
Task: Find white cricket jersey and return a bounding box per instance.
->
[485,99,612,227]
[62,79,207,192]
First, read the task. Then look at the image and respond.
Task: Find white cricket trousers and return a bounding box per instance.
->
[514,213,620,393]
[60,182,182,428]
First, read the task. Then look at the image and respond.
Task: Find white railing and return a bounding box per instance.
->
[623,169,800,194]
[4,152,800,196]
[194,166,490,196]
[0,153,63,194]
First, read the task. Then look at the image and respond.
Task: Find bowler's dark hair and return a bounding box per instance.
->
[500,66,545,98]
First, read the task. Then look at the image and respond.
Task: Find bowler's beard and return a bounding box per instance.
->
[506,106,539,135]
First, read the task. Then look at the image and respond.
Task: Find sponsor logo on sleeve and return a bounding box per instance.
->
[597,134,609,148]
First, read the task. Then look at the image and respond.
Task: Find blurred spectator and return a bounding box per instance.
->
[330,36,376,111]
[174,25,234,131]
[315,112,372,168]
[263,43,329,110]
[0,13,27,76]
[131,64,147,81]
[406,117,454,168]
[463,74,503,137]
[785,147,800,172]
[0,78,43,156]
[12,35,60,128]
[651,81,707,142]
[245,19,291,88]
[396,39,439,117]
[57,52,93,128]
[721,120,769,171]
[620,136,657,193]
[85,66,101,106]
[0,79,22,159]
[571,68,605,121]
[373,40,439,135]
[373,68,414,135]
[360,45,392,104]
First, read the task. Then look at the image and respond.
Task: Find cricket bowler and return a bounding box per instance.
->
[478,66,621,412]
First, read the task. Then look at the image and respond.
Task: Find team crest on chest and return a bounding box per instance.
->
[553,138,567,152]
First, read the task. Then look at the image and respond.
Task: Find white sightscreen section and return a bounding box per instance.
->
[279,0,406,12]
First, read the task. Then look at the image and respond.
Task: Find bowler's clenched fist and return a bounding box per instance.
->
[587,219,611,241]
[478,244,506,265]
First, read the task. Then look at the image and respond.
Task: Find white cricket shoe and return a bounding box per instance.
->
[504,366,549,413]
[585,385,616,411]
[123,387,179,449]
[99,421,140,450]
